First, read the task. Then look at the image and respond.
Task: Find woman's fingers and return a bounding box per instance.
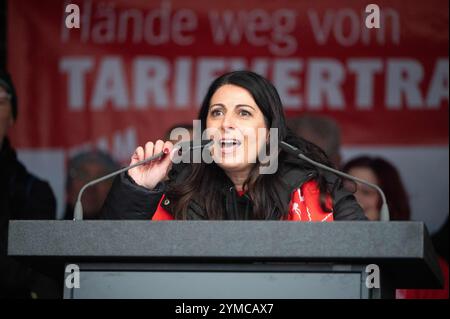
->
[130,146,144,165]
[144,141,154,160]
[153,139,165,157]
[163,141,175,159]
[128,140,174,189]
[131,140,174,170]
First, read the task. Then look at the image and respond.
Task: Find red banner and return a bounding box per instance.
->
[8,0,449,158]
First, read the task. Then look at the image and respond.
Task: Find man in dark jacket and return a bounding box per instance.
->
[0,71,57,298]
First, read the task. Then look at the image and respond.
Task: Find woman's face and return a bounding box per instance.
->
[206,84,268,174]
[347,166,381,221]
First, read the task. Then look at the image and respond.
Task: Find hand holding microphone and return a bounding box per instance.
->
[73,139,213,220]
[128,140,175,190]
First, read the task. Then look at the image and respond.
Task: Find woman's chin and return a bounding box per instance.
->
[215,158,252,173]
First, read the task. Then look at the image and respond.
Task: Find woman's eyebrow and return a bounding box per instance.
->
[236,104,256,110]
[209,103,256,110]
[209,103,225,108]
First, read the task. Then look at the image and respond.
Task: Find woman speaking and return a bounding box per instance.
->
[101,71,366,221]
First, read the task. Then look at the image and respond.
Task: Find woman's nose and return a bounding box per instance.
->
[221,113,236,129]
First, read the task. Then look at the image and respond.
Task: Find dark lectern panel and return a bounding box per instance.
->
[8,220,427,258]
[8,220,443,288]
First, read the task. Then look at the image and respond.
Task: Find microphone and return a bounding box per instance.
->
[73,139,213,221]
[280,140,390,221]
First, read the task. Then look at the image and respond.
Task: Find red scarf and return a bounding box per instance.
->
[152,180,334,222]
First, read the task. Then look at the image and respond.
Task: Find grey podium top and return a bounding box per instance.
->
[8,220,443,288]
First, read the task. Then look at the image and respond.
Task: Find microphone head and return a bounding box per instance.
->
[175,139,214,150]
[191,139,214,150]
[172,139,214,164]
[175,139,213,151]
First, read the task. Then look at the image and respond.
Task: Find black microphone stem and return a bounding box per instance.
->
[73,151,165,220]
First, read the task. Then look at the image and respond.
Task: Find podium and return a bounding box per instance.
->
[8,220,443,299]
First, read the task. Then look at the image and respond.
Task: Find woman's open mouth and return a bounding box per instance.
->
[219,138,242,154]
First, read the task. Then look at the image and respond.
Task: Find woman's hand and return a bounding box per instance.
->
[128,140,175,190]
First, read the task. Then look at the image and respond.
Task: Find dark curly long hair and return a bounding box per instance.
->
[166,71,334,220]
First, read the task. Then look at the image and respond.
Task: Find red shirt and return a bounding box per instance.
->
[151,180,334,222]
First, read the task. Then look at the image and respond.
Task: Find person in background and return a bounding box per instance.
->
[343,155,448,298]
[64,150,119,220]
[0,70,56,298]
[287,114,342,168]
[342,156,410,221]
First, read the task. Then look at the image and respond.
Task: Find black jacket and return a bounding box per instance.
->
[101,155,367,221]
[0,138,56,298]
